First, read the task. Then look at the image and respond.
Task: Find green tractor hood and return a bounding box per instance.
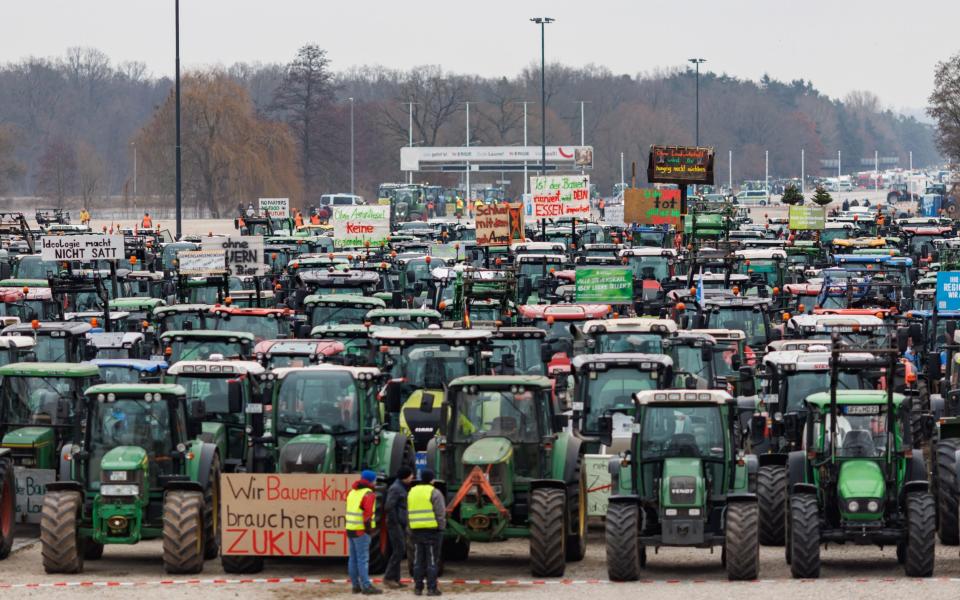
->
[2,426,55,468]
[660,457,705,508]
[101,446,149,471]
[462,437,513,466]
[278,433,336,473]
[838,460,885,499]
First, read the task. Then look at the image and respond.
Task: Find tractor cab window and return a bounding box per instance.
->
[453,389,544,444]
[275,371,363,436]
[98,366,142,384]
[639,405,725,461]
[187,286,220,305]
[491,338,544,376]
[830,406,888,458]
[1,376,79,426]
[178,376,241,423]
[670,345,710,388]
[215,314,285,342]
[708,308,768,349]
[90,398,175,488]
[159,312,206,332]
[594,332,662,354]
[168,339,245,362]
[785,371,860,412]
[581,369,659,431]
[394,344,470,388]
[310,304,369,327]
[33,336,69,362]
[623,255,669,281]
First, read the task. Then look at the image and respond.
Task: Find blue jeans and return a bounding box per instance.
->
[348,533,371,589]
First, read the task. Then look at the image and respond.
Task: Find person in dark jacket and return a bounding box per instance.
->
[383,466,414,588]
[408,469,446,596]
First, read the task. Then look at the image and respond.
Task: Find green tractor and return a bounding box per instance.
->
[41,383,221,574]
[784,349,934,578]
[224,364,414,574]
[426,375,586,577]
[603,389,760,581]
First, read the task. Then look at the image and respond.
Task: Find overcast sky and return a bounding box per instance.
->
[6,0,957,113]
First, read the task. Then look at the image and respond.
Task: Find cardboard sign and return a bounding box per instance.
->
[507,203,525,242]
[647,145,715,185]
[40,235,125,262]
[527,175,591,218]
[331,205,390,249]
[476,203,512,246]
[222,473,357,557]
[575,267,634,303]
[602,202,625,227]
[177,249,227,274]
[584,455,612,517]
[203,236,266,276]
[623,188,681,227]
[14,467,55,524]
[788,206,826,230]
[937,271,960,311]
[259,198,290,218]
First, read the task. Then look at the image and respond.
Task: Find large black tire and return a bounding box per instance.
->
[162,490,205,574]
[904,492,936,577]
[368,526,390,575]
[565,460,587,562]
[203,455,222,560]
[442,536,470,561]
[757,465,786,546]
[605,502,641,581]
[724,502,760,580]
[935,439,960,545]
[40,490,84,573]
[788,495,820,579]
[0,461,15,559]
[83,541,104,560]
[529,487,566,577]
[221,554,264,574]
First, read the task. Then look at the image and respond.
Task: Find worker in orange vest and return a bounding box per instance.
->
[310,211,321,225]
[294,210,304,228]
[141,212,153,229]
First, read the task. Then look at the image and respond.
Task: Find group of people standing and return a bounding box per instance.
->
[346,468,446,596]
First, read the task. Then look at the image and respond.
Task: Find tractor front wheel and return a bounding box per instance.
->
[203,455,222,560]
[757,465,786,546]
[788,495,820,579]
[565,461,587,562]
[904,492,935,577]
[40,490,83,573]
[0,461,15,559]
[162,490,205,574]
[529,487,566,577]
[934,439,960,545]
[83,541,104,560]
[605,502,642,581]
[724,501,760,580]
[442,536,470,561]
[221,554,264,574]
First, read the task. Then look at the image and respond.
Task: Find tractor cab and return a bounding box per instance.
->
[120,271,167,300]
[1,321,91,362]
[158,330,255,364]
[153,304,214,335]
[515,254,565,304]
[689,328,757,395]
[294,269,380,303]
[734,248,787,292]
[617,247,676,313]
[0,335,35,366]
[577,317,676,355]
[86,331,148,360]
[253,338,345,369]
[302,294,385,331]
[109,297,165,334]
[365,308,441,330]
[0,284,57,322]
[697,296,773,354]
[484,327,547,377]
[517,304,611,369]
[662,331,718,390]
[785,314,886,348]
[0,362,100,469]
[91,358,167,384]
[310,324,380,366]
[210,306,294,342]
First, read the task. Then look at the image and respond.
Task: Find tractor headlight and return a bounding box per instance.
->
[101,484,139,497]
[847,500,860,513]
[866,500,880,513]
[107,471,128,482]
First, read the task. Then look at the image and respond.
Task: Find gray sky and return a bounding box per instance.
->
[6,0,957,112]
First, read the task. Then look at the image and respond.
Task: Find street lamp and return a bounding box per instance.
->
[688,58,706,146]
[531,17,554,176]
[349,97,355,195]
[174,0,182,238]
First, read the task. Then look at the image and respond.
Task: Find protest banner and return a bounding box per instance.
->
[602,202,625,227]
[575,267,634,303]
[177,249,226,274]
[623,188,681,228]
[258,198,290,218]
[14,467,55,524]
[788,205,826,230]
[647,145,715,185]
[330,205,390,248]
[476,203,512,246]
[40,235,125,262]
[527,175,591,218]
[203,236,266,276]
[221,473,356,557]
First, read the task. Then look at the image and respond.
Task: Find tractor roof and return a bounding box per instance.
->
[2,321,91,335]
[581,317,676,335]
[154,304,212,315]
[734,249,787,260]
[448,375,553,389]
[634,389,733,406]
[702,296,771,308]
[762,350,872,370]
[125,271,165,281]
[571,353,672,370]
[167,359,265,376]
[766,339,833,353]
[211,306,293,317]
[87,332,145,348]
[518,304,612,320]
[310,323,386,337]
[110,297,166,310]
[689,328,746,341]
[271,364,380,380]
[303,294,386,307]
[366,308,442,319]
[371,328,491,342]
[0,335,35,349]
[159,330,255,342]
[91,358,167,372]
[788,314,884,331]
[484,326,546,339]
[805,390,904,409]
[84,383,186,398]
[255,338,345,356]
[0,361,99,377]
[618,247,676,258]
[0,278,49,288]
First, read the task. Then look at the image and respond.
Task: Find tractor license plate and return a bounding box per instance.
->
[415,452,428,478]
[844,405,880,415]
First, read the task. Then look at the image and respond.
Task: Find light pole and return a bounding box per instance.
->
[404,102,418,184]
[131,142,137,197]
[174,0,182,237]
[349,97,355,195]
[531,17,554,176]
[688,58,706,146]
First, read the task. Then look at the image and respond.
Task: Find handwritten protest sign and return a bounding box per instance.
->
[203,236,266,276]
[648,145,715,185]
[476,203,513,246]
[259,198,290,218]
[15,467,55,524]
[222,473,358,557]
[331,205,390,249]
[176,249,226,274]
[623,188,682,228]
[527,175,591,218]
[40,235,125,261]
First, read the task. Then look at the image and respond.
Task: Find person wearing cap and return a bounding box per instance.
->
[345,469,383,595]
[383,466,414,588]
[407,469,445,596]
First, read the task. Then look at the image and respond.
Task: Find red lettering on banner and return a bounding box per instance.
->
[226,529,249,554]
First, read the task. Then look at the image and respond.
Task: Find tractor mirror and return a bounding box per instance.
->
[188,399,206,421]
[420,391,439,413]
[738,366,757,396]
[597,415,613,447]
[897,328,910,354]
[227,380,243,414]
[730,353,742,371]
[552,414,569,430]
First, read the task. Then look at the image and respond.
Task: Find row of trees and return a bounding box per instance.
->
[0,45,943,216]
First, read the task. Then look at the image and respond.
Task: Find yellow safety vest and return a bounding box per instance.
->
[408,484,439,529]
[345,487,375,530]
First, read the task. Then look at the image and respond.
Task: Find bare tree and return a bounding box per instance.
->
[929,53,960,162]
[35,137,78,208]
[0,125,25,195]
[381,66,469,147]
[75,140,105,207]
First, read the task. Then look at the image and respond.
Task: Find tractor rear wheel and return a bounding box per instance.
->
[442,536,470,561]
[221,554,264,574]
[162,490,205,574]
[83,541,104,560]
[788,495,820,579]
[529,487,566,577]
[368,526,391,575]
[40,490,83,573]
[724,501,759,580]
[904,492,935,577]
[203,455,222,560]
[935,439,960,545]
[757,465,786,546]
[565,460,587,562]
[605,502,642,581]
[0,461,15,559]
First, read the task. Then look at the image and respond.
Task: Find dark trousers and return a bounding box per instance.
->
[384,524,406,582]
[411,529,441,591]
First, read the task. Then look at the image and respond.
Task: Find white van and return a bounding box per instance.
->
[735,190,770,206]
[318,194,365,207]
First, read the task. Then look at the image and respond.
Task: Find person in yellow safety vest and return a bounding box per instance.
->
[79,208,91,225]
[345,470,383,595]
[407,469,446,596]
[455,197,464,218]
